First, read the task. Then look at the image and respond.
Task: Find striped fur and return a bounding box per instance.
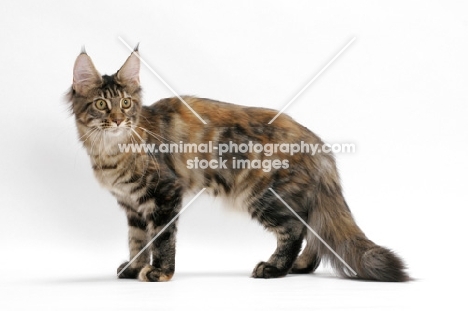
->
[68,49,409,282]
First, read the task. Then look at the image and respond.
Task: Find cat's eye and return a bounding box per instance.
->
[121,98,132,109]
[95,99,107,110]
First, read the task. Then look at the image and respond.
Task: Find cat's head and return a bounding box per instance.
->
[68,48,142,140]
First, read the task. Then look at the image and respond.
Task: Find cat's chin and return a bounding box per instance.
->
[105,127,128,137]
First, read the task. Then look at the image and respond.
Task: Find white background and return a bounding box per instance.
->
[1,0,467,310]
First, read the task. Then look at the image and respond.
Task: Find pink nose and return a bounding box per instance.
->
[113,119,123,126]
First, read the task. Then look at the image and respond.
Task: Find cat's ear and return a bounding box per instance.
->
[116,50,140,92]
[73,52,102,95]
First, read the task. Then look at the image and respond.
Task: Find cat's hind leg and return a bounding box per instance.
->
[249,192,306,279]
[290,234,321,274]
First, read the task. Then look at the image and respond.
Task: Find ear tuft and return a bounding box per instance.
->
[73,53,102,95]
[116,52,140,91]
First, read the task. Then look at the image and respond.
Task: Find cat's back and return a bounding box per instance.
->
[143,96,310,136]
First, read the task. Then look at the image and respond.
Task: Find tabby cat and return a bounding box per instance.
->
[68,48,408,282]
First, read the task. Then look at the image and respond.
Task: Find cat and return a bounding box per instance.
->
[67,47,408,282]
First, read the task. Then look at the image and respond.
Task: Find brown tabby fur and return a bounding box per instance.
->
[68,48,408,282]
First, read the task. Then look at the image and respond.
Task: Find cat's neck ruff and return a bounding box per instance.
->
[81,127,145,157]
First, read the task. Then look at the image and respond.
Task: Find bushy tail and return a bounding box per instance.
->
[306,185,409,282]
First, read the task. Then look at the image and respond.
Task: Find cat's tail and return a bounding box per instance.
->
[304,173,409,282]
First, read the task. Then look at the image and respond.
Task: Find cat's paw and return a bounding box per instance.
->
[251,261,287,279]
[138,264,174,282]
[117,261,141,279]
[289,256,321,274]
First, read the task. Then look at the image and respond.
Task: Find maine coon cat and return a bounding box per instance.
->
[68,48,408,282]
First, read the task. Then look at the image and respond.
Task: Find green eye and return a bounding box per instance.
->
[95,99,107,110]
[121,98,132,109]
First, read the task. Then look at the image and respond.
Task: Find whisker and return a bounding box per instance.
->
[98,130,104,169]
[81,128,100,144]
[136,127,179,164]
[130,128,145,144]
[137,126,178,144]
[128,128,160,186]
[136,128,163,145]
[89,128,101,156]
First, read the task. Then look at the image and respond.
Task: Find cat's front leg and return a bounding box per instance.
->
[117,210,150,279]
[138,182,183,282]
[138,209,179,282]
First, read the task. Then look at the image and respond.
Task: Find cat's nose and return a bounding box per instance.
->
[110,112,125,126]
[113,119,123,126]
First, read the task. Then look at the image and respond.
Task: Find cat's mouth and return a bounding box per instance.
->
[104,126,129,136]
[99,119,132,133]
